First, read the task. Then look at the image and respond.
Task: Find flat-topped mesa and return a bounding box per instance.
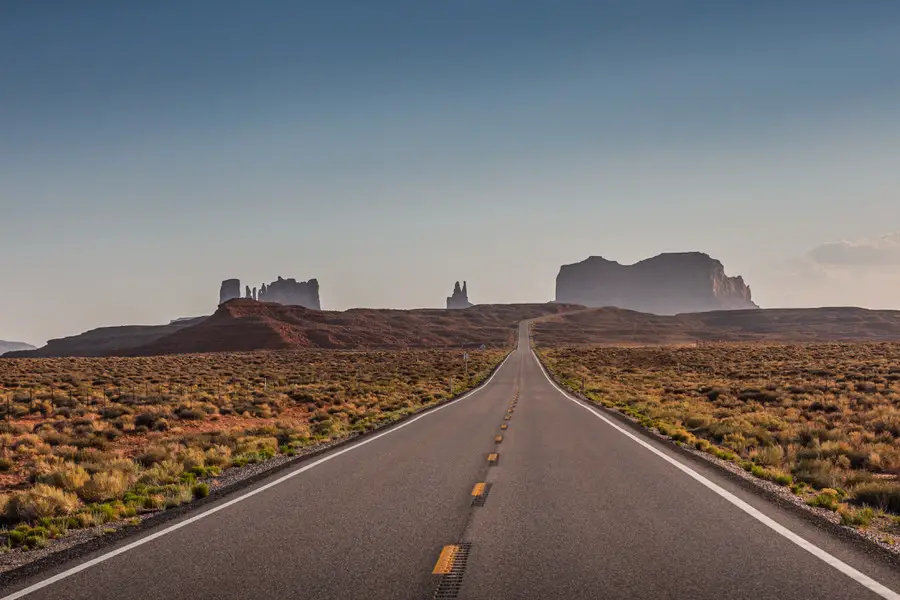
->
[219,276,321,310]
[555,252,757,314]
[446,280,473,309]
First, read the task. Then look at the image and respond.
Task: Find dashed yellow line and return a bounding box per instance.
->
[471,482,486,496]
[433,545,460,574]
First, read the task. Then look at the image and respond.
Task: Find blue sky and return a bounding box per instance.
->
[2,1,900,344]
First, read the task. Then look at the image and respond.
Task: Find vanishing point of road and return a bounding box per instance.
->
[2,324,900,599]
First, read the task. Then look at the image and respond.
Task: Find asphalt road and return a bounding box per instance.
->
[2,324,900,599]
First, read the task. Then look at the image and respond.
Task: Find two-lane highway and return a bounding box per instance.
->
[2,324,899,599]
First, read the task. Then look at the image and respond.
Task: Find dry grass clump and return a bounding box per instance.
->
[0,348,505,549]
[539,342,900,544]
[35,463,90,492]
[5,485,80,521]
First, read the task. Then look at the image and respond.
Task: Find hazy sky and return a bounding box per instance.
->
[2,1,899,345]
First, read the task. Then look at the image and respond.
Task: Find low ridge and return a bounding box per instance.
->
[116,300,582,356]
[533,306,900,346]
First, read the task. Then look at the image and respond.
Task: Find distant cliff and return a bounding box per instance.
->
[0,341,36,356]
[555,253,757,314]
[3,318,206,358]
[219,276,320,310]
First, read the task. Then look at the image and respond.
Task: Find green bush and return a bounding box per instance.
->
[192,483,210,499]
[807,491,840,511]
[773,473,793,486]
[839,505,875,527]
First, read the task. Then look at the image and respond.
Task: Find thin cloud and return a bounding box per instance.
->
[808,233,900,266]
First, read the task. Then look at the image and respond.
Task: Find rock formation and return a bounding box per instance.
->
[446,281,473,309]
[555,253,757,314]
[220,276,321,310]
[219,279,241,305]
[258,276,320,309]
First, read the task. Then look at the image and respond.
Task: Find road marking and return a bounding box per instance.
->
[432,545,460,575]
[494,435,503,443]
[487,453,499,463]
[471,483,486,497]
[0,353,515,600]
[533,350,900,600]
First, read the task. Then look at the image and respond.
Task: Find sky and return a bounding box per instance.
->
[2,1,899,345]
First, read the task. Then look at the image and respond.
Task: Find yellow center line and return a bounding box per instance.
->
[433,545,459,575]
[471,482,486,496]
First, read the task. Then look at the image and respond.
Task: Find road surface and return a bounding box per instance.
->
[2,324,899,599]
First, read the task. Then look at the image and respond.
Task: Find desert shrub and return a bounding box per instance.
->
[6,484,80,521]
[806,491,840,511]
[175,406,207,420]
[100,405,130,419]
[39,430,71,446]
[738,389,780,404]
[851,481,900,514]
[192,483,210,498]
[163,485,193,508]
[177,447,206,471]
[793,459,840,490]
[839,505,875,527]
[36,463,90,492]
[752,445,784,467]
[79,471,130,502]
[203,445,232,467]
[136,446,170,467]
[138,460,184,486]
[134,411,171,430]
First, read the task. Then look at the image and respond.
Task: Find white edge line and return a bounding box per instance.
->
[0,352,514,600]
[532,349,900,600]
